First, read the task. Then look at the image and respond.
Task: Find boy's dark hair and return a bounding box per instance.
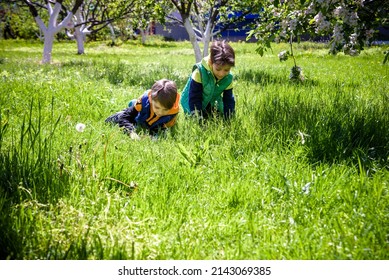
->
[150,79,178,109]
[210,40,235,66]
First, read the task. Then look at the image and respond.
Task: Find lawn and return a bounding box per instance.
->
[0,38,388,259]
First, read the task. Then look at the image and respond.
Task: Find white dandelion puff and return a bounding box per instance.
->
[75,123,86,132]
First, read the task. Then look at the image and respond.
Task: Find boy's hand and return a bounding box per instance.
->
[129,132,141,140]
[190,110,204,124]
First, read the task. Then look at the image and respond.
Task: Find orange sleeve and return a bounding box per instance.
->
[134,97,142,112]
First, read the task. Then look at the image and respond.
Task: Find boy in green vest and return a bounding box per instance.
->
[180,40,235,119]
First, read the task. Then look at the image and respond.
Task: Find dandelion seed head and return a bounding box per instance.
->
[76,123,86,132]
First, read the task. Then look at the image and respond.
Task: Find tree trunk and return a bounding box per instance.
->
[140,29,147,44]
[202,20,213,58]
[75,28,85,54]
[74,10,85,54]
[42,32,55,64]
[108,23,116,45]
[41,10,73,63]
[183,17,202,62]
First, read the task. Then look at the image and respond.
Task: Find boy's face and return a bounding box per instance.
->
[212,63,232,80]
[152,100,170,117]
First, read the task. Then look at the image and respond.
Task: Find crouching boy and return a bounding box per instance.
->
[105,79,180,139]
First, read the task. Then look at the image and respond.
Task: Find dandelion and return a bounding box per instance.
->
[75,123,86,132]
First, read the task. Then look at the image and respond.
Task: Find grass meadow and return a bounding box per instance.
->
[0,38,388,260]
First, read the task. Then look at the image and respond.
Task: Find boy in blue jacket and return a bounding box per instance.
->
[180,40,235,120]
[105,79,180,139]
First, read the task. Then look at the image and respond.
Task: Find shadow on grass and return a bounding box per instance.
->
[305,106,389,168]
[257,93,389,168]
[0,103,71,259]
[236,68,319,87]
[236,69,285,84]
[0,149,72,259]
[142,42,177,48]
[61,60,94,68]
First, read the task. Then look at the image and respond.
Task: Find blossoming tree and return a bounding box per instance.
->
[167,0,254,62]
[247,0,388,80]
[66,0,158,54]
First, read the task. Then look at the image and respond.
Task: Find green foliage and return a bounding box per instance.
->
[0,2,40,39]
[0,39,388,260]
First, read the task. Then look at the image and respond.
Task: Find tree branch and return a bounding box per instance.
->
[23,0,39,17]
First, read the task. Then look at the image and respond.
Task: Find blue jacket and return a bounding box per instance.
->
[118,90,180,134]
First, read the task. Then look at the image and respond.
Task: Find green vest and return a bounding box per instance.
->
[181,57,233,114]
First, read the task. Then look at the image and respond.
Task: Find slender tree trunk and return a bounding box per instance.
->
[202,20,213,58]
[74,10,85,54]
[183,17,202,62]
[140,29,147,44]
[108,23,116,45]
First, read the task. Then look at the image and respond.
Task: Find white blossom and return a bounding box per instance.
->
[349,33,358,45]
[365,29,375,40]
[281,19,289,30]
[289,18,298,31]
[305,3,315,15]
[333,6,345,17]
[346,12,359,27]
[333,24,344,42]
[317,20,331,33]
[343,43,359,56]
[278,50,288,61]
[314,11,331,33]
[314,0,330,9]
[279,30,287,38]
[314,12,324,24]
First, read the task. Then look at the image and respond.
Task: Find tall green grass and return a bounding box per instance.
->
[0,39,388,260]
